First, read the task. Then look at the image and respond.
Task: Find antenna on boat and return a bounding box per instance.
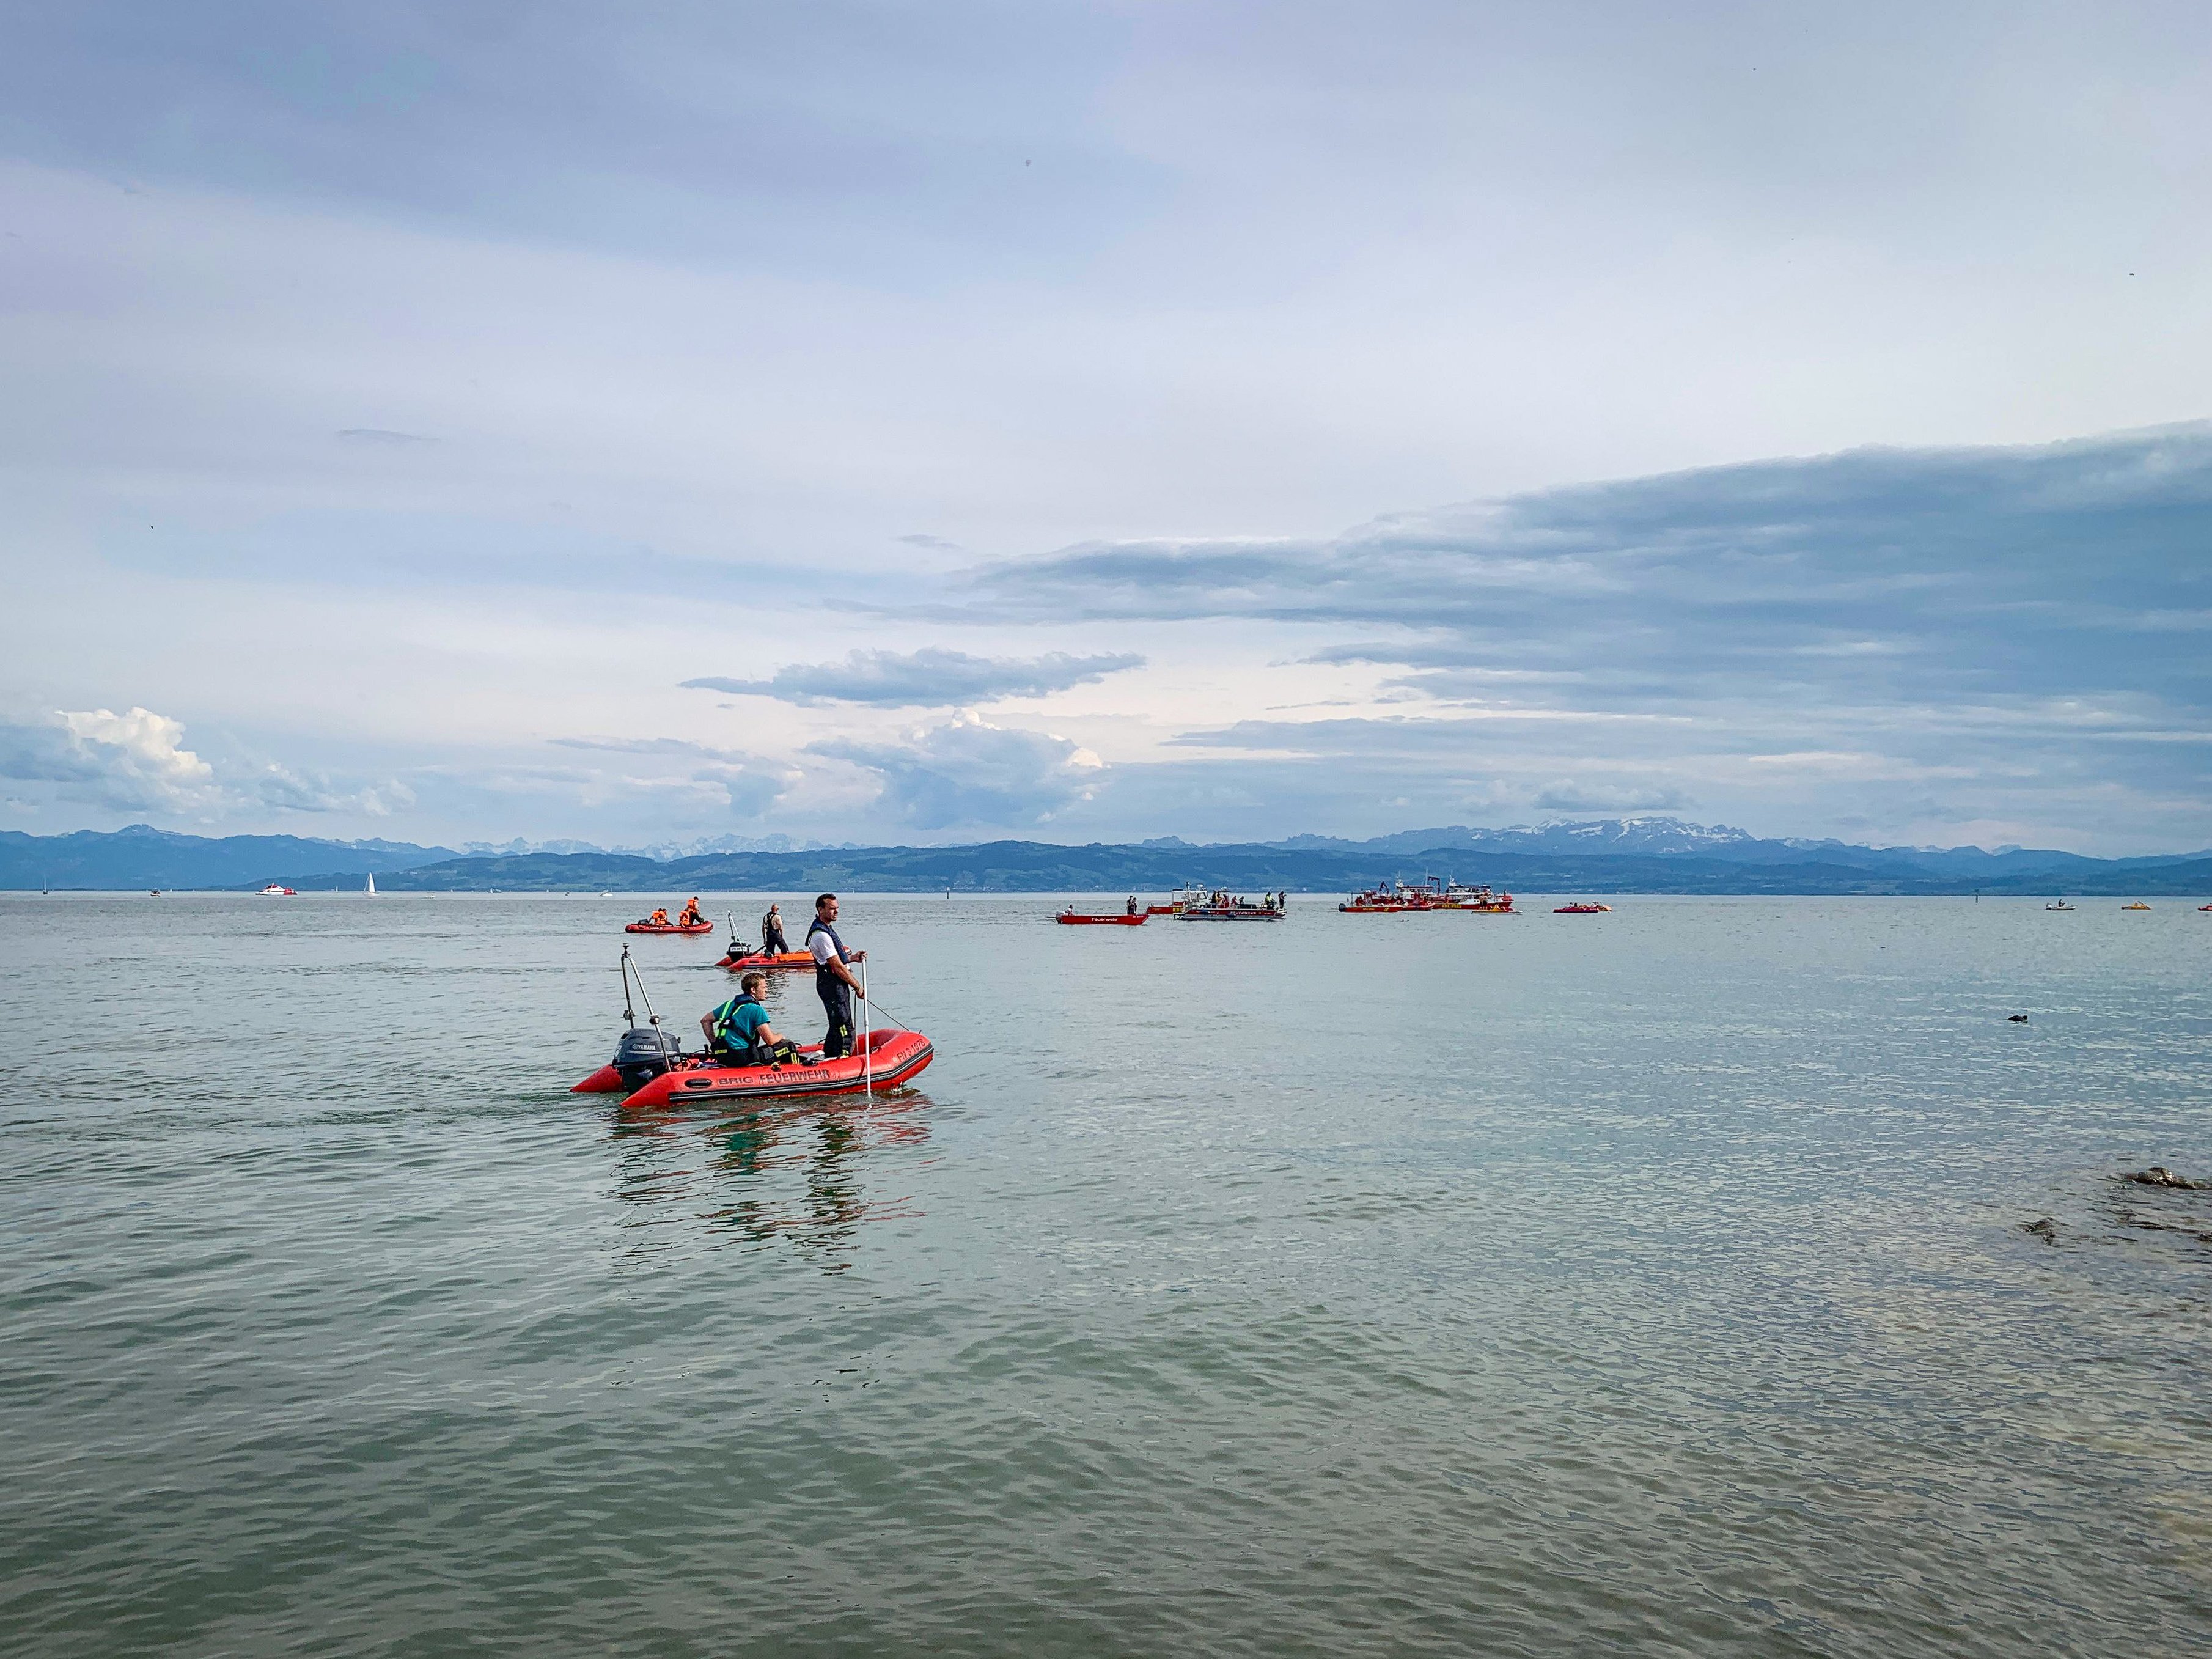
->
[615,943,683,1072]
[618,943,671,1050]
[860,958,873,1100]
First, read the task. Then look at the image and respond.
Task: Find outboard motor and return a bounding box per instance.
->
[612,1025,680,1092]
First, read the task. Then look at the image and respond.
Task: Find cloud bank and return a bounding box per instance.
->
[684,647,1143,708]
[954,425,2212,848]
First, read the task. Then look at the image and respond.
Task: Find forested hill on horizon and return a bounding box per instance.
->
[5,820,2210,896]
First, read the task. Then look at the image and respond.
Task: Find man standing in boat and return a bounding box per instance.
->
[806,892,867,1059]
[761,902,790,955]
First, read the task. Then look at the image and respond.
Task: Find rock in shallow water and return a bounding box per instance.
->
[2122,1166,2204,1189]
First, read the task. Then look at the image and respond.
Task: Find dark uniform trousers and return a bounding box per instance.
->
[818,976,854,1059]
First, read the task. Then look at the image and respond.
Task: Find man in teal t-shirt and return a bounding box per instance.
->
[701,971,812,1067]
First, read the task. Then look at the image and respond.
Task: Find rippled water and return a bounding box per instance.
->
[4,892,2210,1656]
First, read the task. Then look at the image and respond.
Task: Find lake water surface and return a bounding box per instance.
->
[4,892,2210,1656]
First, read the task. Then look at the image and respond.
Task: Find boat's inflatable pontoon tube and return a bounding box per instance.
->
[573,1028,934,1107]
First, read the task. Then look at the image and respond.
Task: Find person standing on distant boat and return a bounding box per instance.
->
[761,903,789,955]
[806,892,867,1059]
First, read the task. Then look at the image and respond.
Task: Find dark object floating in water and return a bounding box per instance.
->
[2007,1013,2029,1023]
[2022,1216,2057,1243]
[2122,1166,2204,1190]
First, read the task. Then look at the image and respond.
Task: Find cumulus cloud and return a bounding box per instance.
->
[0,707,222,813]
[809,711,1104,830]
[684,647,1143,707]
[0,707,405,820]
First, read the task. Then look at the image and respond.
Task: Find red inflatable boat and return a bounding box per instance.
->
[1056,910,1146,925]
[716,947,817,971]
[625,919,715,936]
[574,1028,934,1108]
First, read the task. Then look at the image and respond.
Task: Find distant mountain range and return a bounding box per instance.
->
[4,818,2210,896]
[0,824,462,889]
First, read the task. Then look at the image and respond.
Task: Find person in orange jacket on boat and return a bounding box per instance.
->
[677,896,704,928]
[649,907,671,926]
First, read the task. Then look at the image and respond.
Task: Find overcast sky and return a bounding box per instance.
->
[2,1,2208,853]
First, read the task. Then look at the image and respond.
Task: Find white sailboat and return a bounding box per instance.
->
[366,872,377,896]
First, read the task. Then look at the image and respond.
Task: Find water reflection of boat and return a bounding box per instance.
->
[608,1091,932,1270]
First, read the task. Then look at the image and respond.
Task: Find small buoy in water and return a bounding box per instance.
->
[2008,1013,2029,1023]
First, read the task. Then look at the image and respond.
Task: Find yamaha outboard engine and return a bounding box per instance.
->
[612,1025,680,1092]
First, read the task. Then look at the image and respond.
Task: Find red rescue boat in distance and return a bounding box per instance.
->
[1340,875,1516,913]
[573,1028,935,1108]
[716,947,816,971]
[1438,880,1515,913]
[625,919,715,935]
[1339,877,1439,913]
[1056,907,1147,925]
